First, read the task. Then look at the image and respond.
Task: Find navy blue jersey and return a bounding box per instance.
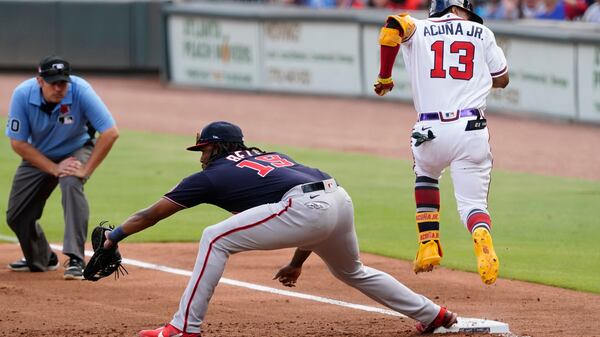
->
[164,151,331,213]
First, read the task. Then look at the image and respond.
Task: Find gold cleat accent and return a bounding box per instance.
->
[472,227,500,285]
[413,240,442,273]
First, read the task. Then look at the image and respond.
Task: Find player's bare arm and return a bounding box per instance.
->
[69,126,119,179]
[274,248,312,287]
[10,139,81,177]
[104,198,183,249]
[492,72,509,88]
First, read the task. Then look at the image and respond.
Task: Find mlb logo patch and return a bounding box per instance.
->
[58,115,74,125]
[443,112,454,118]
[439,111,459,122]
[58,105,74,125]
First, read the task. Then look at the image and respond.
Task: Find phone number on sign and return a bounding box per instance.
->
[267,68,311,86]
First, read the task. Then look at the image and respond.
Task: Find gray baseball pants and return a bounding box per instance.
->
[6,144,93,271]
[170,181,440,334]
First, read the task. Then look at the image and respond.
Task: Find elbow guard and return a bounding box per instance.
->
[379,27,401,47]
[385,14,416,43]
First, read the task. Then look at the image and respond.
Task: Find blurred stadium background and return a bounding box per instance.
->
[0,0,598,123]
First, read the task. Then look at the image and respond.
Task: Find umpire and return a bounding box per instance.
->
[5,55,119,280]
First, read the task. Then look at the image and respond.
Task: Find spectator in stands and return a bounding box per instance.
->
[582,0,600,20]
[564,0,588,18]
[520,0,546,17]
[339,0,366,8]
[479,0,520,19]
[268,0,301,5]
[367,0,424,10]
[299,0,337,7]
[536,0,566,18]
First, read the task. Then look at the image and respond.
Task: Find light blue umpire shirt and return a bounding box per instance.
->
[5,76,115,160]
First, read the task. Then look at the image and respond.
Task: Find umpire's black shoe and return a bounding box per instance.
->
[63,256,85,280]
[8,252,60,272]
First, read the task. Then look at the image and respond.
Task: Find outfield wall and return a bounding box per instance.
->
[163,3,600,124]
[0,0,168,70]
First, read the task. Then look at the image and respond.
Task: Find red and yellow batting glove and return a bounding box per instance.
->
[374,76,394,96]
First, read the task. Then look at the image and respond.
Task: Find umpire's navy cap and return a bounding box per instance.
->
[187,121,244,151]
[38,55,71,83]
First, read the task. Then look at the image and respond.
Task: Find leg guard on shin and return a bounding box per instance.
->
[414,212,443,273]
[413,176,443,273]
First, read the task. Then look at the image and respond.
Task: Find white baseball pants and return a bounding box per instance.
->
[411,117,493,226]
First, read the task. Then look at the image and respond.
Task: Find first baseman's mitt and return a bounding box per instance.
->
[83,221,128,281]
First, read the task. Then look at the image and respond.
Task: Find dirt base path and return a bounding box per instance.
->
[1,243,600,337]
[1,74,599,337]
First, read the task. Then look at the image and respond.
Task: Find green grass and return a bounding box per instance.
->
[1,126,599,293]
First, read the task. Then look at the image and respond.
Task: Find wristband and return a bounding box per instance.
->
[108,226,128,243]
[378,76,393,84]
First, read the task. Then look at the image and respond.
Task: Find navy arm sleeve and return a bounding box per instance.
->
[163,172,217,208]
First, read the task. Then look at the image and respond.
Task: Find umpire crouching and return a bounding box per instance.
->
[5,55,119,279]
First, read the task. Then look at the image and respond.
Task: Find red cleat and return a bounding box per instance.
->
[415,307,458,333]
[138,323,200,337]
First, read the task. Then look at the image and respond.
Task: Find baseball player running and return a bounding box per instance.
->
[103,121,457,336]
[374,0,509,285]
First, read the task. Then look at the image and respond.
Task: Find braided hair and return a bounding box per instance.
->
[204,142,265,168]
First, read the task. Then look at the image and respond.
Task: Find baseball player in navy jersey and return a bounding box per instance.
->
[374,0,509,285]
[102,121,458,336]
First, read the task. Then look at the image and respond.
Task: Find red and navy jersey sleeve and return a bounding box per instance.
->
[163,151,332,214]
[163,172,217,208]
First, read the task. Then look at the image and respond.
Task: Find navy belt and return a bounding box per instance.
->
[419,108,481,122]
[301,180,337,193]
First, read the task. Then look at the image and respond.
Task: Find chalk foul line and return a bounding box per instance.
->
[1,234,513,334]
[0,234,402,317]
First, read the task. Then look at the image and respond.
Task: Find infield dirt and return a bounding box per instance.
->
[0,74,599,337]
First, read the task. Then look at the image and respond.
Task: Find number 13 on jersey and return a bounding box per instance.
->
[430,40,475,80]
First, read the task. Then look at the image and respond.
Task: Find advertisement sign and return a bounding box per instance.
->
[578,45,600,123]
[487,38,576,118]
[168,16,260,89]
[262,21,361,95]
[163,11,597,124]
[362,26,414,101]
